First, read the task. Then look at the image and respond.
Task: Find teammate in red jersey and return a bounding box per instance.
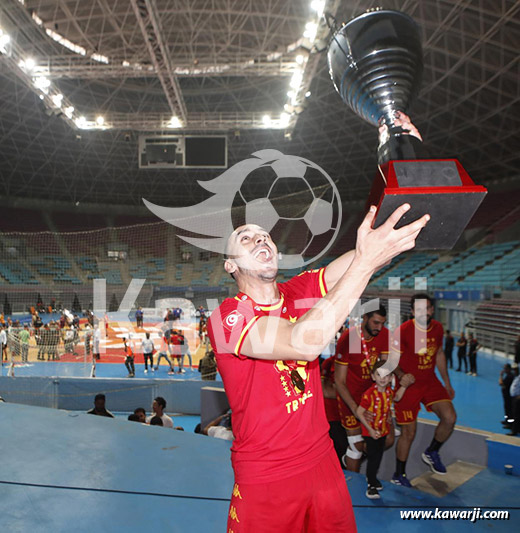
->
[335,307,405,472]
[390,294,456,487]
[320,355,348,465]
[207,199,429,532]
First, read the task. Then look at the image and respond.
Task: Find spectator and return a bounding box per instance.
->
[155,330,174,373]
[19,324,30,363]
[499,364,515,427]
[135,307,144,329]
[199,349,217,380]
[87,393,115,418]
[467,333,480,376]
[456,332,468,373]
[150,416,164,426]
[128,414,141,422]
[123,337,135,377]
[444,330,454,369]
[514,335,520,365]
[203,411,234,441]
[93,324,101,361]
[141,332,155,374]
[168,330,184,374]
[0,326,7,363]
[507,371,520,436]
[146,396,174,428]
[134,407,146,423]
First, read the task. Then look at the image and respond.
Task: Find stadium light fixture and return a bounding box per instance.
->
[96,115,105,126]
[167,116,182,128]
[51,93,63,108]
[0,31,10,54]
[23,57,36,71]
[262,115,272,127]
[303,22,318,41]
[279,112,290,128]
[64,106,74,119]
[75,116,87,129]
[310,1,325,18]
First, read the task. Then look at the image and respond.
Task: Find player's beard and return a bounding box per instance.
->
[364,324,380,338]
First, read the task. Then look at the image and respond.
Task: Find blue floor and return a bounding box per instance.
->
[0,403,518,532]
[418,351,512,435]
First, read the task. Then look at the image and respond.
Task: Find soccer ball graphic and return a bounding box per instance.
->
[233,151,342,269]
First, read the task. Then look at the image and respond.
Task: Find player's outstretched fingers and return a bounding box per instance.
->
[381,203,412,232]
[395,214,430,241]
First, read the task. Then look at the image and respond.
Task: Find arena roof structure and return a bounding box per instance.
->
[0,0,518,208]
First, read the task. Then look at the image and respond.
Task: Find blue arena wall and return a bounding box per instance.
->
[0,376,206,414]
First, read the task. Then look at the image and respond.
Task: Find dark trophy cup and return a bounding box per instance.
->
[328,9,487,249]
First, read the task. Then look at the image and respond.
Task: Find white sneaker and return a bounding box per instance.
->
[144,369,148,374]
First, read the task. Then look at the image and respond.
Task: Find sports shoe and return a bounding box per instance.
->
[373,478,383,491]
[144,369,148,374]
[391,473,412,488]
[366,485,380,499]
[422,449,447,475]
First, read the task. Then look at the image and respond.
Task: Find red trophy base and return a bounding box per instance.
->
[367,159,487,250]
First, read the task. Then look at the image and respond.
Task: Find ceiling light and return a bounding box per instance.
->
[64,106,74,119]
[310,1,325,18]
[33,76,50,92]
[52,94,63,107]
[290,70,303,90]
[76,116,87,129]
[305,91,312,98]
[262,115,272,127]
[303,22,318,41]
[0,32,10,54]
[168,116,182,128]
[96,116,105,126]
[24,57,36,71]
[296,54,305,65]
[279,113,290,128]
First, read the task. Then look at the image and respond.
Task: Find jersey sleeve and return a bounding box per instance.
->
[334,329,350,366]
[278,268,327,307]
[207,298,258,360]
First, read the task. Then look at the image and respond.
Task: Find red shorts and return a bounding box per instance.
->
[337,384,370,430]
[227,447,356,533]
[394,376,451,424]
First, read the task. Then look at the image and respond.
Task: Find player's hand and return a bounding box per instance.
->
[399,373,416,388]
[364,410,375,423]
[356,204,430,274]
[446,383,455,400]
[378,111,422,142]
[370,429,381,439]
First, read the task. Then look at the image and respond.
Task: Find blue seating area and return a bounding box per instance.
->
[370,253,437,289]
[0,262,38,284]
[29,256,81,284]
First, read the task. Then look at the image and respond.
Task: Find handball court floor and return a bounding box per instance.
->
[1,346,519,531]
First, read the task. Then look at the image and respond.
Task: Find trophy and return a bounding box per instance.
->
[328,9,487,249]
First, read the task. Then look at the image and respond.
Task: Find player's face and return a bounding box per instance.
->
[363,313,386,337]
[373,368,392,388]
[226,224,279,281]
[413,300,434,326]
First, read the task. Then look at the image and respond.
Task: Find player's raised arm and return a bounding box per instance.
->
[239,204,429,361]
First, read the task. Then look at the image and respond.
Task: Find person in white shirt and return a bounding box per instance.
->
[0,326,7,363]
[146,396,174,428]
[141,331,155,373]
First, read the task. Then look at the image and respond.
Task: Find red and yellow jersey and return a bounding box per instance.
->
[335,326,389,391]
[359,383,394,437]
[392,319,444,381]
[321,355,339,422]
[207,268,331,484]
